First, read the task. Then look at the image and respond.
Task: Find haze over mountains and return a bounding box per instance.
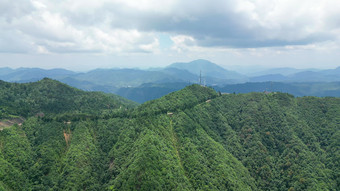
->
[1,59,340,103]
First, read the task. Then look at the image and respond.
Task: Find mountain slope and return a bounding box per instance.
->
[0,78,137,119]
[0,83,339,190]
[180,92,338,190]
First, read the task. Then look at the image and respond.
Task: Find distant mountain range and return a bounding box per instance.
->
[248,67,321,77]
[0,67,76,82]
[1,59,340,102]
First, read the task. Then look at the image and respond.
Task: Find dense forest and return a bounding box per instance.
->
[0,78,137,119]
[0,80,339,190]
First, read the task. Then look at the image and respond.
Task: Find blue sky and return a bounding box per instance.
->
[0,0,339,71]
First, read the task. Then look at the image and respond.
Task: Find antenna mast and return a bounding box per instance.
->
[199,70,202,85]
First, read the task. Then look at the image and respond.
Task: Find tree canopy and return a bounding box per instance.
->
[0,82,339,190]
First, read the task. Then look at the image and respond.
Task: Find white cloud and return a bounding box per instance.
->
[0,0,340,69]
[2,0,340,52]
[171,35,196,52]
[0,0,163,54]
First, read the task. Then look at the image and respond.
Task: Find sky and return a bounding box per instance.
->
[0,0,340,72]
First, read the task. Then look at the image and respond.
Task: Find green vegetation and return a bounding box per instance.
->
[0,78,137,119]
[0,81,339,190]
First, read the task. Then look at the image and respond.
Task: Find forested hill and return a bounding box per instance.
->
[0,78,137,119]
[0,84,339,190]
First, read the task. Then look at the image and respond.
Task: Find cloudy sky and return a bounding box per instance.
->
[0,0,339,71]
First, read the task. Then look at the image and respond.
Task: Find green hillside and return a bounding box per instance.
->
[0,82,339,190]
[0,78,137,119]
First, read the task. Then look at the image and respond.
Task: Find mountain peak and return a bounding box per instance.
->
[167,60,245,80]
[169,59,222,70]
[189,59,215,64]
